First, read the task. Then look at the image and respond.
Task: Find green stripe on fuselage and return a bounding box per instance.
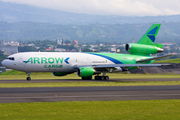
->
[90,53,153,64]
[90,53,154,70]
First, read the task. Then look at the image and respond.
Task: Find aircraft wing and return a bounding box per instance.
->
[74,63,163,69]
[136,54,175,63]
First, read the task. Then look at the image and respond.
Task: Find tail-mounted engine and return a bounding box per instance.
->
[125,43,163,55]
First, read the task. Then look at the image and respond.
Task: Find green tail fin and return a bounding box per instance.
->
[138,24,162,48]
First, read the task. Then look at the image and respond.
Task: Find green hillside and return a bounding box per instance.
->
[155,58,180,63]
[1,22,180,43]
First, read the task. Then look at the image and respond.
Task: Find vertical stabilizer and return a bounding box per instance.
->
[126,24,163,55]
[138,24,161,45]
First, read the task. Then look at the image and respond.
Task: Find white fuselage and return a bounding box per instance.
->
[2,52,115,72]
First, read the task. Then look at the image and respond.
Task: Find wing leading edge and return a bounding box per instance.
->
[74,63,163,69]
[74,54,174,69]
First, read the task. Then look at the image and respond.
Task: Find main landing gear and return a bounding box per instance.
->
[81,76,92,80]
[94,76,109,80]
[94,71,109,80]
[26,72,31,81]
[81,76,109,80]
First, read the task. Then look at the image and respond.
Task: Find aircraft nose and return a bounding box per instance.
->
[1,60,5,66]
[1,60,7,67]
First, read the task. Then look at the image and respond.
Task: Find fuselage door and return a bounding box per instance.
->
[19,57,27,71]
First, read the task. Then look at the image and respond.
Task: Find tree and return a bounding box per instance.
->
[82,48,93,52]
[0,50,7,66]
[18,46,38,52]
[64,40,71,44]
[0,50,4,56]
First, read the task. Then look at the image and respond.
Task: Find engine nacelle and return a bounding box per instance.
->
[77,67,100,77]
[125,43,163,55]
[53,72,68,76]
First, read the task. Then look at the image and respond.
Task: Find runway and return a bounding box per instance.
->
[0,85,180,103]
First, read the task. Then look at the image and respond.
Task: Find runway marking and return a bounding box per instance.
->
[1,94,180,99]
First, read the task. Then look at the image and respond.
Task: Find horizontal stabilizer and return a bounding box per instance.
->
[136,54,175,63]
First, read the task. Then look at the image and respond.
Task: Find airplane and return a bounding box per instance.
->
[1,24,173,81]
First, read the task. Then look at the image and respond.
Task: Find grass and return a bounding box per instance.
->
[0,100,180,120]
[1,70,180,80]
[1,74,180,80]
[1,70,180,119]
[1,70,180,88]
[155,58,180,63]
[0,81,180,88]
[0,70,52,75]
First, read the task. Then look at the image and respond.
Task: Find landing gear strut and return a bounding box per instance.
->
[26,72,31,81]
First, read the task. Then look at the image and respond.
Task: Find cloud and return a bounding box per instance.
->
[1,0,180,16]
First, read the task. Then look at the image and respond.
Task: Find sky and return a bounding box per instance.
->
[1,0,180,16]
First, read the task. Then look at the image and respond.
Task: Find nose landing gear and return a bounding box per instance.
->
[26,72,31,81]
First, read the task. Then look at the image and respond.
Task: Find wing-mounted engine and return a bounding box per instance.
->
[77,67,101,77]
[125,43,163,55]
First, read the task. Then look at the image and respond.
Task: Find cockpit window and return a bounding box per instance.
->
[6,57,15,61]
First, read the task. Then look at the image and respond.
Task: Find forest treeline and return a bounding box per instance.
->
[1,22,180,43]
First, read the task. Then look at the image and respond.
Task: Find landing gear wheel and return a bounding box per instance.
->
[26,72,31,81]
[82,76,92,80]
[95,76,101,80]
[88,76,92,80]
[105,76,109,80]
[95,76,109,80]
[82,77,86,80]
[101,76,104,80]
[26,77,31,81]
